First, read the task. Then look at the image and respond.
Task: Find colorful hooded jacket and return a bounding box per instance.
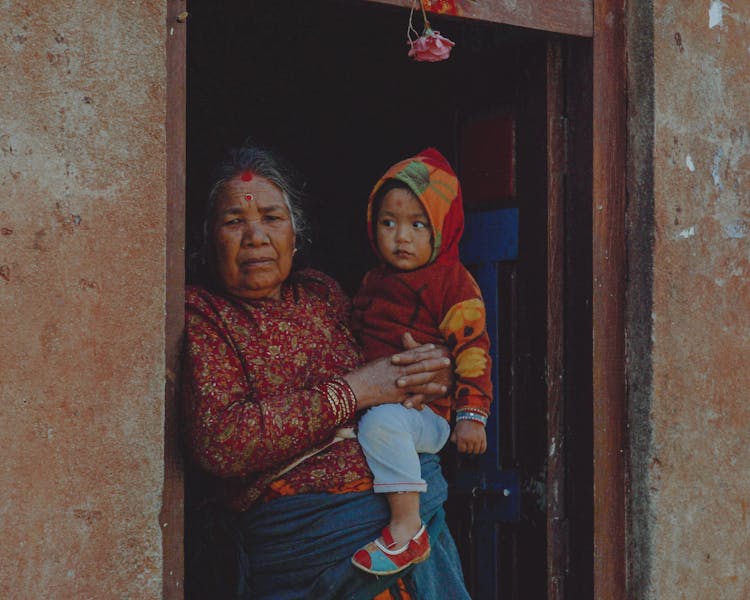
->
[351,148,492,423]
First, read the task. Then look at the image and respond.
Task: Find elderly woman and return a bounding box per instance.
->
[182,143,470,599]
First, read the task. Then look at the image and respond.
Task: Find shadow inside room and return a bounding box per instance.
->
[186,0,539,294]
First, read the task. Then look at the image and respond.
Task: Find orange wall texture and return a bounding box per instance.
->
[0,2,168,597]
[629,0,750,596]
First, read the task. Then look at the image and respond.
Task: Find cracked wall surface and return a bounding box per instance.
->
[632,0,750,596]
[0,2,167,597]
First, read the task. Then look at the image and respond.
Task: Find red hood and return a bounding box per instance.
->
[367,147,464,267]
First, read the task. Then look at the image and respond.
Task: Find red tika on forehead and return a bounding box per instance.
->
[240,170,254,181]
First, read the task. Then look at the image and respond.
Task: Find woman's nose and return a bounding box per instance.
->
[242,220,269,246]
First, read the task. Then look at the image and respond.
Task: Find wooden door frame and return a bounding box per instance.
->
[545,38,567,599]
[590,1,627,598]
[164,1,628,598]
[165,1,186,599]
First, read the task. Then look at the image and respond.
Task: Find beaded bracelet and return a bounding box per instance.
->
[455,410,488,426]
[322,376,357,424]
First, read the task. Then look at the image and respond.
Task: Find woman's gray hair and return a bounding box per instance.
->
[199,142,310,268]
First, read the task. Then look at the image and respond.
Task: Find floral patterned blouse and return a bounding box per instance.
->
[182,269,371,511]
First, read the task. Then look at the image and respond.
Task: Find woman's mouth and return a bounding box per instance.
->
[241,257,274,267]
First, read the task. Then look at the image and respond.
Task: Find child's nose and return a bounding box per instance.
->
[395,224,411,242]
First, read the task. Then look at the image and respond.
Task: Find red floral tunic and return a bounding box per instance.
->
[182,269,371,511]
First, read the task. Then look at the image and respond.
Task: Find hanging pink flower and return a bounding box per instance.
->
[406,0,456,63]
[408,28,455,62]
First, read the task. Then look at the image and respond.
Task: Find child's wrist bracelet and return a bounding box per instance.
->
[455,411,488,426]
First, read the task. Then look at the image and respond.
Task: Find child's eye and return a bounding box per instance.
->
[413,221,428,229]
[380,219,395,228]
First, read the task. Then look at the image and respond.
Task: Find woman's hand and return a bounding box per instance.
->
[343,333,453,412]
[343,356,423,411]
[393,333,454,410]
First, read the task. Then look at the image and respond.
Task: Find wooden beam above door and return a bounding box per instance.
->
[365,0,593,38]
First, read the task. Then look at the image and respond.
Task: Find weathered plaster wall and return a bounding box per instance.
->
[0,1,168,597]
[631,0,750,596]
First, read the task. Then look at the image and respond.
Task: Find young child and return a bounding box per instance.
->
[350,148,492,576]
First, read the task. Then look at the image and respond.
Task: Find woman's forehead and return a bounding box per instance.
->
[217,176,288,210]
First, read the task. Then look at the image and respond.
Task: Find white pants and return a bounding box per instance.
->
[358,403,451,493]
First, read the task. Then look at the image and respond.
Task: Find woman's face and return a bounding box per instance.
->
[211,174,295,301]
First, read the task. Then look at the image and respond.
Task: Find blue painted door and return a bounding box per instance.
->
[442,209,521,599]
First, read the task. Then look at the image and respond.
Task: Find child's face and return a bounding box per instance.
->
[375,188,433,271]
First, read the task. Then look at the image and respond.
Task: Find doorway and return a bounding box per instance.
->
[184,1,594,597]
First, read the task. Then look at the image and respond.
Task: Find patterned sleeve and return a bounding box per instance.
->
[181,288,357,479]
[437,267,493,423]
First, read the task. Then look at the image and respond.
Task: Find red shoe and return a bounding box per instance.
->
[351,524,431,575]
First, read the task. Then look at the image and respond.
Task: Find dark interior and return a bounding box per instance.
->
[186,1,593,598]
[187,0,544,292]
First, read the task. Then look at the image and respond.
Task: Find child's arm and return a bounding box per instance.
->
[438,295,493,421]
[451,419,487,454]
[437,268,493,454]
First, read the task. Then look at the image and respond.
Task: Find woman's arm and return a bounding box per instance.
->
[182,294,358,480]
[183,289,454,480]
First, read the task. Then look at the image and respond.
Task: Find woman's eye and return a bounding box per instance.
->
[224,218,242,226]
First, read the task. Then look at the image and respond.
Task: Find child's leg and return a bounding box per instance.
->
[358,404,450,547]
[384,491,422,548]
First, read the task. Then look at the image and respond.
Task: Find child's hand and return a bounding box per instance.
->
[450,420,487,455]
